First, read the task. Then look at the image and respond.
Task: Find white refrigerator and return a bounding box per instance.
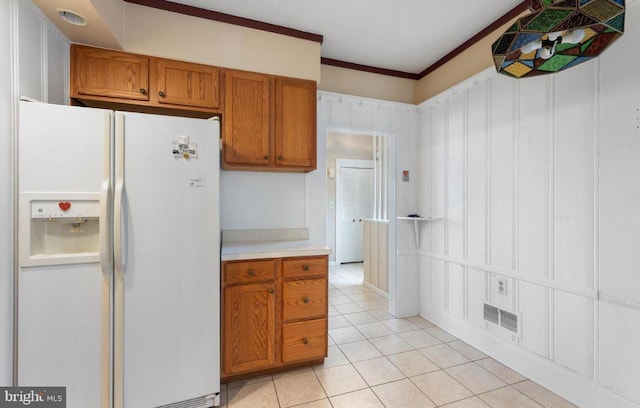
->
[17,101,221,408]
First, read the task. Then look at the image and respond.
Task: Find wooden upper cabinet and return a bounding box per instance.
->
[70,44,222,116]
[155,59,221,109]
[222,72,317,172]
[72,45,150,101]
[70,45,318,170]
[223,70,270,167]
[275,78,317,170]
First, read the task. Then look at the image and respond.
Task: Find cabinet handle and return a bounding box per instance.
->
[302,264,309,271]
[158,91,165,97]
[268,288,275,294]
[263,155,269,160]
[247,269,255,276]
[303,297,309,304]
[302,338,309,345]
[359,219,362,222]
[277,155,283,161]
[139,88,147,95]
[352,219,356,222]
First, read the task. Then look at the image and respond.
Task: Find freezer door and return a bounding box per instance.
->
[17,101,113,408]
[114,112,220,408]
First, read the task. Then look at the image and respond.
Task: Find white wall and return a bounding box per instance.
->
[318,92,418,317]
[0,0,69,385]
[417,6,640,408]
[220,172,307,231]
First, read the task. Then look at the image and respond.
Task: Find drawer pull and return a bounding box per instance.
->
[302,297,309,304]
[247,269,255,276]
[302,264,309,271]
[269,288,275,294]
[139,88,147,95]
[158,91,165,97]
[302,338,309,345]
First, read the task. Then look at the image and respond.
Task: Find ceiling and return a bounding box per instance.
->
[169,0,524,75]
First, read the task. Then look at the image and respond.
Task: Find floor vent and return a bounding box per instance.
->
[483,303,519,334]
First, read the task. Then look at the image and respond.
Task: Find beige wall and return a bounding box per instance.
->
[414,11,529,103]
[32,0,123,49]
[320,64,415,104]
[124,3,321,82]
[90,0,124,45]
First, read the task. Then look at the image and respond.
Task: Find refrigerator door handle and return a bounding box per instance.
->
[113,177,125,408]
[113,178,126,273]
[99,179,111,275]
[114,111,127,275]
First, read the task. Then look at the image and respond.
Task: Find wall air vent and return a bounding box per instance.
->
[500,310,518,333]
[483,303,519,335]
[483,303,500,325]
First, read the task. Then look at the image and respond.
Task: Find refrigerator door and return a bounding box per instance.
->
[114,112,220,408]
[18,101,112,408]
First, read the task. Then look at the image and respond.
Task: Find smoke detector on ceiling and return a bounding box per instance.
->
[56,9,87,26]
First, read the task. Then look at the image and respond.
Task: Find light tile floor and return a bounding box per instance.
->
[220,263,578,408]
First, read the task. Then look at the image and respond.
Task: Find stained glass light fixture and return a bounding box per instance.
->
[492,0,625,78]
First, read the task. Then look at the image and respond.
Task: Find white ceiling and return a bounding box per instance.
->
[170,0,523,74]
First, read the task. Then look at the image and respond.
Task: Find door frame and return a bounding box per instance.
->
[335,158,374,264]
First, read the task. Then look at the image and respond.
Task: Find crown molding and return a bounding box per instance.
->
[124,0,324,44]
[320,58,420,80]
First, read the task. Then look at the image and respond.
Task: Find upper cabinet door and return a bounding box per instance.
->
[155,59,221,109]
[223,70,271,167]
[72,45,150,101]
[274,78,317,170]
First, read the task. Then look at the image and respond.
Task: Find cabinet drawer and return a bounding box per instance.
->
[282,278,326,321]
[281,318,327,363]
[282,256,327,279]
[223,260,276,285]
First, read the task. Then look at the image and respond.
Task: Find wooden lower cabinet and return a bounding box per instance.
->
[223,282,276,374]
[221,255,328,380]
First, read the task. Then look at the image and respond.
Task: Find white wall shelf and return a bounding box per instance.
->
[397,216,444,247]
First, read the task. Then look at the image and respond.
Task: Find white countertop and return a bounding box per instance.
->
[221,240,331,261]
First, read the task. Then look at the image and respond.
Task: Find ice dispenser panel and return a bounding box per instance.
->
[20,193,101,267]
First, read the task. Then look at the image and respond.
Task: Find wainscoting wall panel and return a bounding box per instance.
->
[488,76,516,272]
[466,83,488,266]
[417,6,640,405]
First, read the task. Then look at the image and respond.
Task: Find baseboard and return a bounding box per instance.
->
[363,281,388,298]
[420,303,640,408]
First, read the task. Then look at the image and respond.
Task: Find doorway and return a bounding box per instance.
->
[326,130,389,266]
[336,159,373,264]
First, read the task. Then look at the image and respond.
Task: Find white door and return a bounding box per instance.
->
[114,112,220,408]
[18,102,112,408]
[337,160,374,263]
